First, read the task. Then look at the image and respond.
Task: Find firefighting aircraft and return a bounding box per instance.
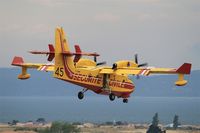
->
[11,27,192,103]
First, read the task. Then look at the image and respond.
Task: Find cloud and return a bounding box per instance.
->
[29,24,51,34]
[131,12,170,22]
[27,0,66,7]
[0,24,22,33]
[128,0,160,3]
[1,23,51,35]
[94,13,120,23]
[190,43,200,55]
[132,13,152,21]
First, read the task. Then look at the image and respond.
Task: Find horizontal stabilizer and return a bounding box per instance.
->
[29,44,55,62]
[29,44,99,63]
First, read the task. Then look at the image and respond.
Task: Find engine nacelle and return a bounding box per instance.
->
[112,60,137,69]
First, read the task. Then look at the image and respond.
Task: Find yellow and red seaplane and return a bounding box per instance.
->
[11,27,192,103]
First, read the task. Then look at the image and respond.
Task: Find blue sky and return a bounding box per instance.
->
[0,0,199,69]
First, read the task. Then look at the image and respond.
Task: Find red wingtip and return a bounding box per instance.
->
[11,56,24,66]
[176,63,192,74]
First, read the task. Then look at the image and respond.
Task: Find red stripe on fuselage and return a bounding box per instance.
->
[59,77,133,98]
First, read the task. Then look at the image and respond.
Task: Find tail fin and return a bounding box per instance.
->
[54,27,73,65]
[54,27,75,79]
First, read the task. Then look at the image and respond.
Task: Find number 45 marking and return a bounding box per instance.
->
[55,67,64,77]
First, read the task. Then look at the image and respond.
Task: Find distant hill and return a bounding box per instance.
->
[0,68,199,97]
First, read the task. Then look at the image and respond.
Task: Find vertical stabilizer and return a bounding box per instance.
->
[54,27,75,79]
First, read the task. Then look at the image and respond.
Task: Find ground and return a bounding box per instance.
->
[81,125,200,133]
[1,123,200,133]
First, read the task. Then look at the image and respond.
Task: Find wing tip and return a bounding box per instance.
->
[11,56,24,66]
[176,63,192,74]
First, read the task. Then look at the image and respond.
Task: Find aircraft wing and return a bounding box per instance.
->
[11,56,54,79]
[99,63,192,86]
[114,67,176,76]
[99,63,191,75]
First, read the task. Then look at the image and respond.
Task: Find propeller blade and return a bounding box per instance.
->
[135,54,138,64]
[138,63,148,67]
[96,61,106,66]
[94,56,97,62]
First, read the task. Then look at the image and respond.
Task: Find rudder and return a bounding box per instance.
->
[54,27,75,79]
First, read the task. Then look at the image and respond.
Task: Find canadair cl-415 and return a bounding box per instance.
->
[11,27,192,103]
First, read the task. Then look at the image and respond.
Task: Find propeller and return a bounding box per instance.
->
[134,54,148,79]
[94,54,106,66]
[94,56,97,63]
[97,61,107,66]
[134,54,148,67]
[138,63,148,67]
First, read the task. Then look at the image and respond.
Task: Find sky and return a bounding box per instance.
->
[0,0,200,69]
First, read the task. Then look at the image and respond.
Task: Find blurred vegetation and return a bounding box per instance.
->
[36,118,46,124]
[173,115,180,129]
[152,112,159,127]
[8,120,19,125]
[147,113,165,133]
[14,127,38,132]
[13,121,80,133]
[38,121,80,133]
